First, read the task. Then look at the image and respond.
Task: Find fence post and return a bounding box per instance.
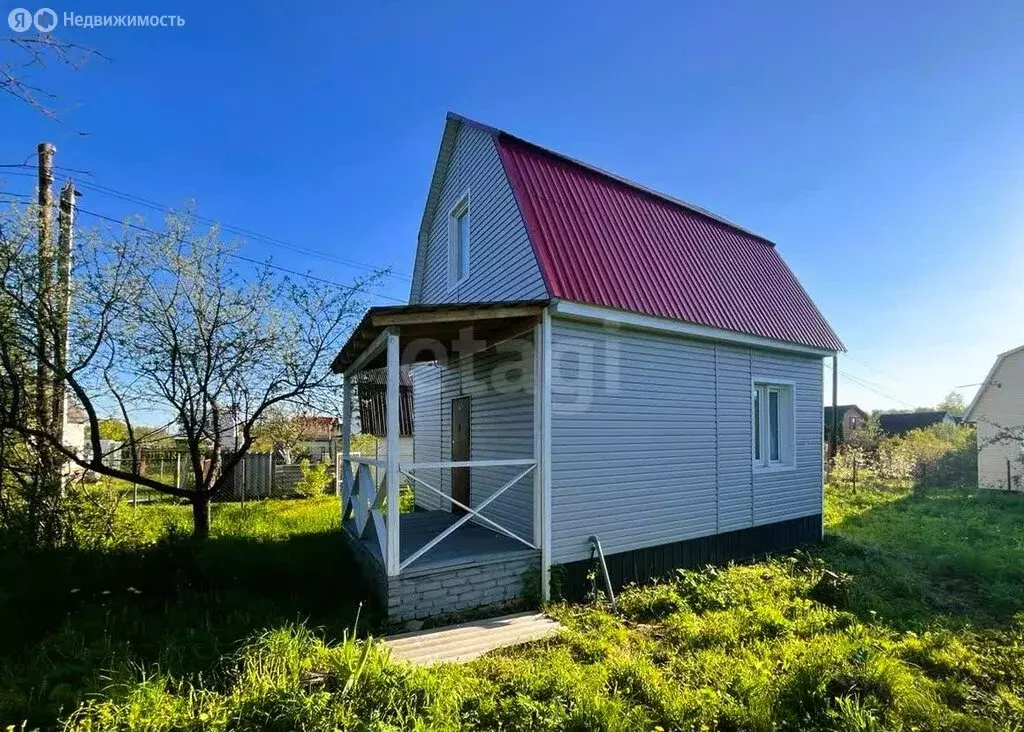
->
[268,453,273,497]
[852,456,857,492]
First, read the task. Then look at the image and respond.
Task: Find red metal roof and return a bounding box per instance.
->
[495,133,843,352]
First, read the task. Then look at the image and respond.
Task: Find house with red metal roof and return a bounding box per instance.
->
[331,113,842,622]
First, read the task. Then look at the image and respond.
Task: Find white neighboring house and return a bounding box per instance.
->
[965,344,1024,491]
[63,398,88,472]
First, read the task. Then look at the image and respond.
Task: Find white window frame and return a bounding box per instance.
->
[752,379,796,471]
[447,192,471,290]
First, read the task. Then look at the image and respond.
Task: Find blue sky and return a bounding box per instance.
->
[2,0,1022,411]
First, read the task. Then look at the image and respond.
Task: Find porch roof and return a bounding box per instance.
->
[330,299,548,374]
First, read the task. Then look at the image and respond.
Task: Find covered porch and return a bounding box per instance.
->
[330,300,553,621]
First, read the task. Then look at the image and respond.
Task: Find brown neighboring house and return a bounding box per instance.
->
[823,404,869,443]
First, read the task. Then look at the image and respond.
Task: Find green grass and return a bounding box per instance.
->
[6,485,1024,729]
[0,497,374,729]
[822,485,1024,628]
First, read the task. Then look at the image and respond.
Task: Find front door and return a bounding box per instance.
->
[450,396,471,514]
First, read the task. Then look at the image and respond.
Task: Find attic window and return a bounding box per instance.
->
[449,195,470,288]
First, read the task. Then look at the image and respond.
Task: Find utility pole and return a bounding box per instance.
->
[54,180,75,449]
[35,143,55,434]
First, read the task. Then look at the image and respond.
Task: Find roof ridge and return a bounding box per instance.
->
[448,111,776,248]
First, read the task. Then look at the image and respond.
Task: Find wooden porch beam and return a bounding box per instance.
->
[371,305,543,328]
[344,326,395,378]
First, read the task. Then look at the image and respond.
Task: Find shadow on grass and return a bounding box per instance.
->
[818,486,1024,631]
[0,528,380,727]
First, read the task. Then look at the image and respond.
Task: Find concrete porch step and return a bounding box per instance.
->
[382,612,561,665]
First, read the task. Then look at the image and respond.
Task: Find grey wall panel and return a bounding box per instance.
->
[549,317,823,564]
[413,123,547,305]
[408,341,536,544]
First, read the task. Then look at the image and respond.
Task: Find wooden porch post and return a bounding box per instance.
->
[340,373,351,500]
[385,331,401,576]
[539,309,553,601]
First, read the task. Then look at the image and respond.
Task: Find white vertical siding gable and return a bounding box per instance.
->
[409,120,547,305]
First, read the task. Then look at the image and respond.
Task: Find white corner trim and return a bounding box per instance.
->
[540,308,553,602]
[549,300,835,357]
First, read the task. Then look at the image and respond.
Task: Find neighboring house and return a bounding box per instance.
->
[964,345,1024,491]
[63,398,88,473]
[294,415,340,462]
[877,411,955,436]
[823,404,869,444]
[64,398,87,457]
[331,113,843,622]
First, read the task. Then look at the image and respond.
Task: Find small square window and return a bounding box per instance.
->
[449,196,470,288]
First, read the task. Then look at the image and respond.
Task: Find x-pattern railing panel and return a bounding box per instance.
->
[349,461,388,560]
[398,462,537,571]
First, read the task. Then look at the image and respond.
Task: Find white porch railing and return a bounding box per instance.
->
[398,459,536,571]
[341,455,388,559]
[341,455,537,575]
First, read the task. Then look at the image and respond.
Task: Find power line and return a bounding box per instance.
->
[824,361,916,408]
[2,163,414,282]
[75,179,413,282]
[72,204,407,304]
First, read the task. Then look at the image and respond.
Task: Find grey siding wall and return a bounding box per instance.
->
[412,123,547,304]
[549,317,824,564]
[410,363,444,510]
[750,351,824,524]
[409,340,535,541]
[716,346,754,531]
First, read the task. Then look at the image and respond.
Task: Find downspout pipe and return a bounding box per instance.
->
[588,535,617,612]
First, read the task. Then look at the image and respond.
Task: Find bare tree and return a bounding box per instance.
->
[1,34,104,120]
[0,206,377,539]
[251,406,307,464]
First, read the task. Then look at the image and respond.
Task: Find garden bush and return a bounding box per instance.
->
[294,459,333,497]
[831,423,976,491]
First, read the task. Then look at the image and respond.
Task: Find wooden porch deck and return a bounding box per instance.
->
[345,509,535,573]
[383,612,560,665]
